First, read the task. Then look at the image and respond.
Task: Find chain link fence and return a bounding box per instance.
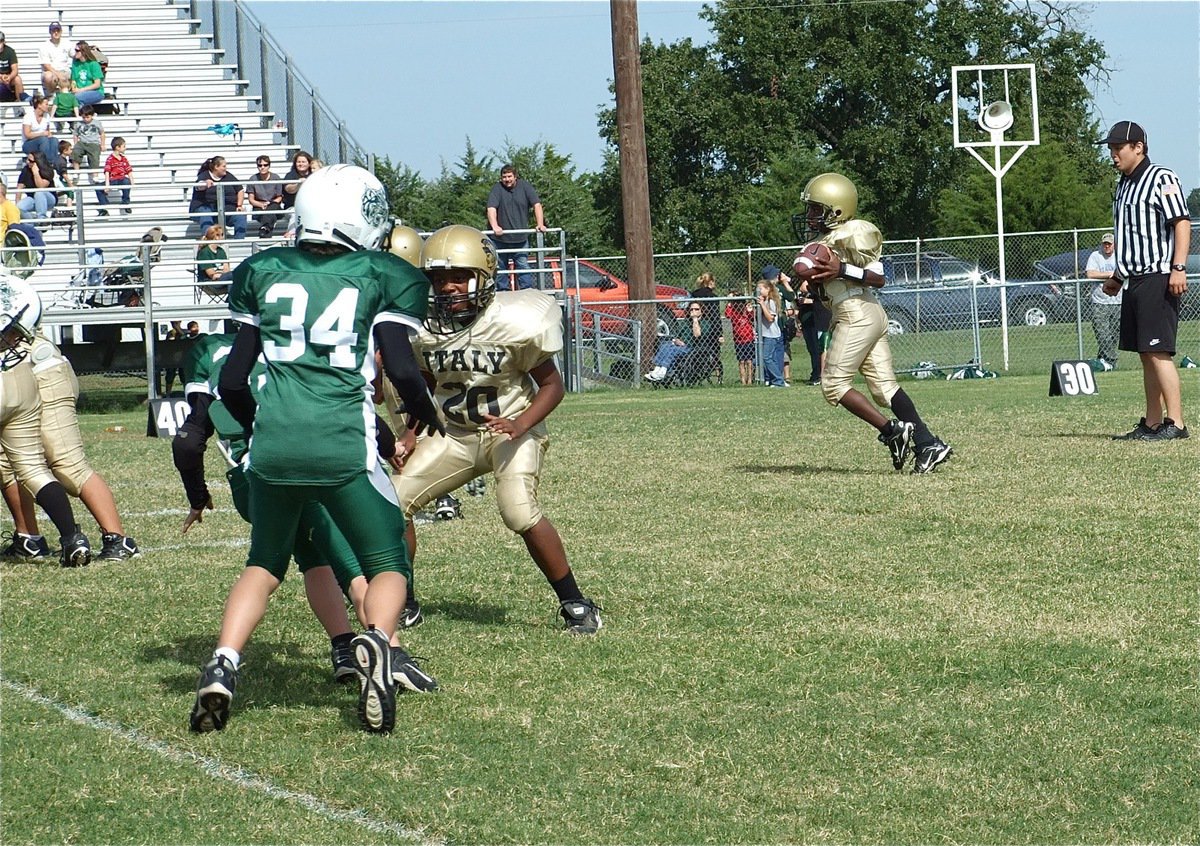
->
[574,224,1200,388]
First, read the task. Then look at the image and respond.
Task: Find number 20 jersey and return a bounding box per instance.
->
[412,289,563,435]
[229,247,429,485]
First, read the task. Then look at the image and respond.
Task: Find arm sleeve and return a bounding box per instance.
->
[172,392,215,509]
[374,412,397,459]
[216,323,262,432]
[374,321,442,433]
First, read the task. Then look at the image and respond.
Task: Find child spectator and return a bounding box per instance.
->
[725,295,757,386]
[53,78,77,125]
[71,104,105,184]
[55,140,74,187]
[99,136,132,216]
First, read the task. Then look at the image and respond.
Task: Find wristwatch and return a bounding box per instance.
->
[1170,264,1187,272]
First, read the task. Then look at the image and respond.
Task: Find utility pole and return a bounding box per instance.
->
[609,0,656,372]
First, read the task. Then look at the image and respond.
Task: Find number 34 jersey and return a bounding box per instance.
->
[229,247,429,485]
[413,289,563,435]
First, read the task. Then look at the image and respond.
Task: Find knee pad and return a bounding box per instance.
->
[496,474,543,534]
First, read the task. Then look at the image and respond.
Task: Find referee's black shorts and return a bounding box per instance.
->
[1119,272,1180,354]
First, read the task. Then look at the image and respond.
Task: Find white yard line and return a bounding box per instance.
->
[1,677,442,845]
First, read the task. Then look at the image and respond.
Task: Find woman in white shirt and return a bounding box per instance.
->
[21,95,56,161]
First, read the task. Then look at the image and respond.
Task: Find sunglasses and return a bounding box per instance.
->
[257,162,271,167]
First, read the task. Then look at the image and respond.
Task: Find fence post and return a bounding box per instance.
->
[1073,228,1085,359]
[141,247,157,401]
[259,30,270,114]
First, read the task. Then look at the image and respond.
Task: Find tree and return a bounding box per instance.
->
[594,0,1110,247]
[1188,187,1200,219]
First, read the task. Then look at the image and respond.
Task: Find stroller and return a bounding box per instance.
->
[60,227,167,308]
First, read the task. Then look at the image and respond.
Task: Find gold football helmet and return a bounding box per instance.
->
[386,224,423,267]
[420,225,498,334]
[796,173,858,238]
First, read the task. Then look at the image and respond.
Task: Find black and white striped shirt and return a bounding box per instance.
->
[1111,157,1191,278]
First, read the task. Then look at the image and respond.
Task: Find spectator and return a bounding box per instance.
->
[21,94,57,161]
[0,32,27,103]
[70,42,105,107]
[486,164,546,290]
[1100,120,1191,441]
[71,104,104,184]
[196,224,232,297]
[159,326,182,395]
[280,150,312,210]
[689,271,723,372]
[725,294,756,385]
[14,150,57,219]
[98,136,132,216]
[644,301,715,382]
[0,184,20,240]
[756,268,786,387]
[246,155,284,238]
[189,156,246,238]
[309,158,324,171]
[38,22,72,96]
[186,320,201,338]
[781,303,798,385]
[1085,233,1121,370]
[52,78,78,128]
[797,276,831,386]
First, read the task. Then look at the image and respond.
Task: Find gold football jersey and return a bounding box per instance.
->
[818,218,884,306]
[411,290,563,434]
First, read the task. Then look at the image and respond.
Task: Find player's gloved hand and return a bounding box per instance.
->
[182,495,214,534]
[407,387,446,437]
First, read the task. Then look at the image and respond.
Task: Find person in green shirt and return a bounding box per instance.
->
[189,165,445,737]
[69,42,104,107]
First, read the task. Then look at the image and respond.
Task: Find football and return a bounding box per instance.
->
[792,242,835,280]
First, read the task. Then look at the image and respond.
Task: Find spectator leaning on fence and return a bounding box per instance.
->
[1100,120,1192,442]
[0,32,27,103]
[38,22,72,96]
[486,164,547,290]
[1085,233,1120,370]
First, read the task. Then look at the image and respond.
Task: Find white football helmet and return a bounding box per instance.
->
[0,271,43,371]
[294,164,391,252]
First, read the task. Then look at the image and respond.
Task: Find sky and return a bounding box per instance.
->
[245,0,1200,192]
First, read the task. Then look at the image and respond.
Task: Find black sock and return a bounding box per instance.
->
[549,572,583,603]
[406,580,416,603]
[331,632,354,648]
[890,388,934,447]
[34,482,79,539]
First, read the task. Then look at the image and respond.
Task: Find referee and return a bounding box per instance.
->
[1099,120,1192,441]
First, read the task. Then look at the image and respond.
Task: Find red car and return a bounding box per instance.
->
[540,257,688,337]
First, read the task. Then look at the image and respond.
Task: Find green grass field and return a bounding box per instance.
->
[2,371,1197,844]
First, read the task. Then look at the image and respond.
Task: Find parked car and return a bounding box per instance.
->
[877,251,1074,334]
[541,257,689,337]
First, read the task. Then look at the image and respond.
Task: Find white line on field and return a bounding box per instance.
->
[0,677,442,845]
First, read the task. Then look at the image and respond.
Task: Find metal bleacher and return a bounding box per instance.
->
[0,0,309,373]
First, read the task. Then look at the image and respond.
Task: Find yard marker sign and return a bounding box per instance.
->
[1049,360,1097,396]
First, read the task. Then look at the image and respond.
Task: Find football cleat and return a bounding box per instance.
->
[1,531,51,559]
[59,528,92,568]
[1112,418,1160,441]
[352,627,396,733]
[97,533,140,561]
[465,477,487,497]
[559,597,603,635]
[189,655,238,733]
[911,439,953,474]
[433,494,462,521]
[402,598,424,629]
[1150,418,1190,440]
[390,648,438,692]
[331,640,358,684]
[878,419,915,471]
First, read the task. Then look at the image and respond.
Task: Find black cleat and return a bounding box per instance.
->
[1150,418,1190,440]
[433,494,462,520]
[559,597,604,634]
[189,655,238,733]
[331,640,358,684]
[390,648,438,692]
[1112,417,1160,441]
[59,529,92,568]
[402,598,424,629]
[879,419,915,471]
[352,628,396,733]
[1,532,52,559]
[97,533,140,561]
[911,439,953,474]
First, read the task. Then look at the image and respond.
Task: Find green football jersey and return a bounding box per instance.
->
[229,247,429,484]
[182,332,267,448]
